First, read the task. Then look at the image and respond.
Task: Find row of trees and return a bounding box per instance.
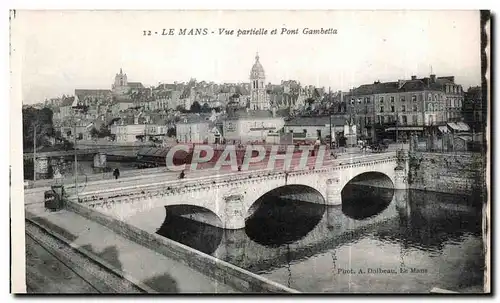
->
[23,106,75,152]
[22,107,55,151]
[176,101,218,114]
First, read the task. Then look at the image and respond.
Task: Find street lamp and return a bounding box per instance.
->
[72,103,87,199]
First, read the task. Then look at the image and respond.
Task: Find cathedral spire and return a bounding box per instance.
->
[255,52,259,62]
[120,68,123,74]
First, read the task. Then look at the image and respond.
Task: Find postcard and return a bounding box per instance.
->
[10,9,491,294]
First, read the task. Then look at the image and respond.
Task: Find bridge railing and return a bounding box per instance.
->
[71,151,399,201]
[70,167,280,200]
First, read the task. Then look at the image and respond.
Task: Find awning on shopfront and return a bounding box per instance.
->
[447,122,470,132]
[385,126,424,131]
[456,122,470,131]
[438,126,450,133]
[447,122,460,131]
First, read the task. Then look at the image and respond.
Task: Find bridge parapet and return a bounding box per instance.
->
[66,151,405,229]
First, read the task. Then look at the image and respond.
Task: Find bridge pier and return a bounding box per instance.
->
[221,194,246,229]
[326,177,342,206]
[394,150,409,190]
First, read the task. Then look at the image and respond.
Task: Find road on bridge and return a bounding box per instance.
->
[24,150,397,204]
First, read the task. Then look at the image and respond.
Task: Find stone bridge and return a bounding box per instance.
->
[72,151,409,230]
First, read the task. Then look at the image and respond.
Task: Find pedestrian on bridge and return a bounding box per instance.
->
[113,168,120,180]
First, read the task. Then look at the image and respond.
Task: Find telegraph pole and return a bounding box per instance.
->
[74,118,78,193]
[33,126,36,182]
[329,87,333,150]
[395,109,399,146]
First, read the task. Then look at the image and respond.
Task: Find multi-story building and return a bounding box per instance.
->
[175,114,211,143]
[344,74,464,141]
[110,116,147,143]
[463,86,484,132]
[223,108,285,144]
[74,89,112,107]
[59,96,76,120]
[284,116,347,143]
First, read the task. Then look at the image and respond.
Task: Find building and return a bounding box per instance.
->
[112,68,144,97]
[463,86,484,132]
[223,109,285,144]
[344,74,465,142]
[176,115,211,143]
[59,96,76,120]
[74,89,112,106]
[284,116,347,145]
[110,123,147,143]
[249,53,269,110]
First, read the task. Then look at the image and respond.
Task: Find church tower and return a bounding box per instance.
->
[249,53,269,110]
[112,68,129,95]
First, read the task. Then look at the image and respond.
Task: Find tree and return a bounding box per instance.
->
[190,101,201,113]
[98,124,111,138]
[90,127,100,138]
[201,102,211,113]
[167,127,176,137]
[23,106,55,151]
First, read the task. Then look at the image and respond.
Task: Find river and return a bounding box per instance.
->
[156,185,485,293]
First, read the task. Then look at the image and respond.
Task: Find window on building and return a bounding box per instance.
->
[365,97,371,103]
[303,129,307,133]
[412,115,418,125]
[401,105,406,112]
[380,106,384,113]
[402,115,407,125]
[428,93,432,101]
[411,95,417,102]
[390,96,395,102]
[366,117,372,125]
[380,96,384,103]
[290,129,293,133]
[391,105,395,112]
[378,116,383,124]
[433,95,438,101]
[413,104,418,111]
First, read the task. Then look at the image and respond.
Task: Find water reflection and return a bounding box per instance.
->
[341,184,394,220]
[156,206,223,255]
[156,189,484,293]
[245,198,325,247]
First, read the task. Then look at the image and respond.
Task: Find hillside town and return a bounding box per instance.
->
[24,53,485,153]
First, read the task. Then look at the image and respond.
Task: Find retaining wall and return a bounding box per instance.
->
[408,152,485,195]
[65,200,298,293]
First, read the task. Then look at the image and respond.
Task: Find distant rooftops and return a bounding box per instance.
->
[347,75,461,96]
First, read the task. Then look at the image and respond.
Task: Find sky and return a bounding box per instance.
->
[12,10,482,104]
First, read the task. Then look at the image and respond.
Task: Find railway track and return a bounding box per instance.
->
[25,218,154,294]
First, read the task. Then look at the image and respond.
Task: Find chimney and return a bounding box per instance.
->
[411,75,417,80]
[423,78,430,87]
[430,74,436,83]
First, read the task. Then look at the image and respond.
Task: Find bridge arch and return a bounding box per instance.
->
[340,171,395,220]
[245,183,326,220]
[244,184,326,246]
[341,171,395,192]
[157,205,224,254]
